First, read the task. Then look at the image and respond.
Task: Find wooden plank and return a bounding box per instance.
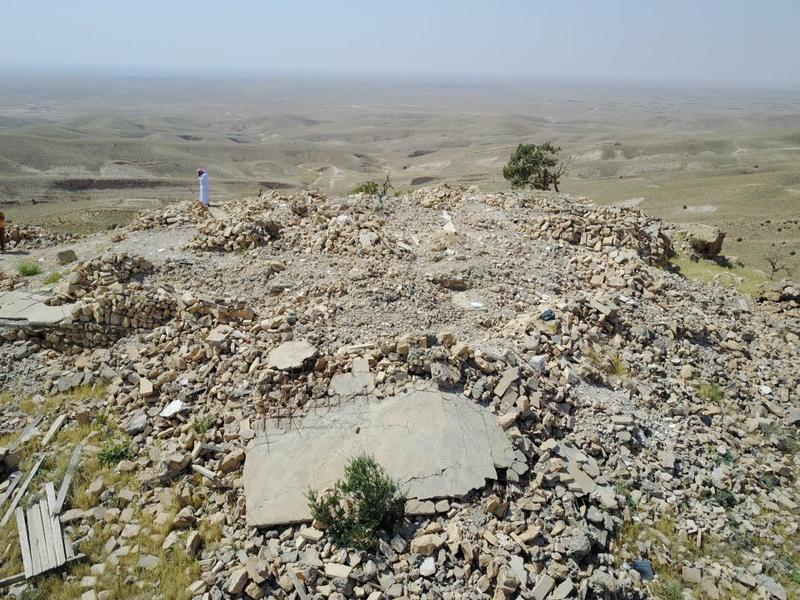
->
[0,572,26,588]
[26,505,44,576]
[11,415,44,450]
[14,508,33,579]
[53,443,83,516]
[0,472,21,508]
[34,502,52,575]
[38,499,58,572]
[45,483,66,566]
[41,415,67,447]
[63,535,75,559]
[0,456,44,527]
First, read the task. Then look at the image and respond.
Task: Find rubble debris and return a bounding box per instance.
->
[0,185,797,599]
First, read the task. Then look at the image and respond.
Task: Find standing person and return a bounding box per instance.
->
[197,168,210,208]
[0,210,5,253]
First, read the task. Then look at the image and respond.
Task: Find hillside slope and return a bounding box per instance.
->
[0,186,797,600]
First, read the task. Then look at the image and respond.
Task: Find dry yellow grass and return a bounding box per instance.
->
[669,253,770,296]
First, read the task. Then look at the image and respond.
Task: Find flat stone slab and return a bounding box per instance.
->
[0,291,74,327]
[329,372,375,396]
[266,340,318,370]
[244,387,514,527]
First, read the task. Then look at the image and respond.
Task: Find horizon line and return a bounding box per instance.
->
[2,64,800,93]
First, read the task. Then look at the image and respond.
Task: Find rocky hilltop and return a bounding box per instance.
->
[0,185,798,600]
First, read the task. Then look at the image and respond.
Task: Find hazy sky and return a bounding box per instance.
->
[2,0,799,86]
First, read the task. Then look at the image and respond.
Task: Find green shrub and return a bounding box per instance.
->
[43,272,61,285]
[502,142,569,192]
[17,262,42,277]
[350,181,380,196]
[307,454,406,550]
[653,578,683,600]
[99,440,131,466]
[697,382,724,404]
[194,418,212,434]
[714,489,737,508]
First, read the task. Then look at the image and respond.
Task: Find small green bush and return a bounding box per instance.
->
[99,440,131,466]
[714,489,737,508]
[17,262,42,277]
[43,272,61,285]
[307,454,406,550]
[697,382,724,404]
[194,418,212,434]
[653,578,683,600]
[350,181,380,196]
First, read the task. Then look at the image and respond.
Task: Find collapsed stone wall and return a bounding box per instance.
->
[188,216,281,252]
[131,200,212,230]
[49,253,154,304]
[520,204,672,266]
[407,183,474,209]
[2,252,256,350]
[3,223,75,250]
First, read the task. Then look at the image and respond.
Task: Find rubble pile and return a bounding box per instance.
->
[188,213,281,252]
[0,270,22,291]
[50,252,154,303]
[132,200,212,230]
[0,186,797,600]
[518,203,672,266]
[308,212,411,257]
[757,279,800,315]
[3,223,74,249]
[407,183,473,209]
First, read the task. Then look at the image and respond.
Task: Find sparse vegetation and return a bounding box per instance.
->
[350,181,380,195]
[587,347,630,379]
[653,578,684,600]
[697,381,724,404]
[194,417,212,434]
[307,454,406,550]
[17,261,42,277]
[503,142,569,192]
[668,251,770,296]
[350,173,393,200]
[713,489,737,508]
[378,172,393,200]
[43,271,62,284]
[99,439,131,466]
[764,253,791,279]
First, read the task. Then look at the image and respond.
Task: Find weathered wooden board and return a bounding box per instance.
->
[27,501,45,576]
[53,443,83,515]
[12,415,44,450]
[37,499,58,574]
[41,415,67,447]
[14,508,33,579]
[45,483,66,566]
[0,456,44,527]
[0,471,21,508]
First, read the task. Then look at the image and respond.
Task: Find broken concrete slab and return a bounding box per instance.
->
[329,372,375,397]
[244,387,514,527]
[266,340,318,370]
[0,291,75,327]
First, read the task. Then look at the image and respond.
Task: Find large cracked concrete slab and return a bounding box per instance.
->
[244,387,514,527]
[0,291,74,327]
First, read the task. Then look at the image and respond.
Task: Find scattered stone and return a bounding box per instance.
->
[266,340,318,370]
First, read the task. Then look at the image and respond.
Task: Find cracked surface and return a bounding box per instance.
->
[243,385,514,527]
